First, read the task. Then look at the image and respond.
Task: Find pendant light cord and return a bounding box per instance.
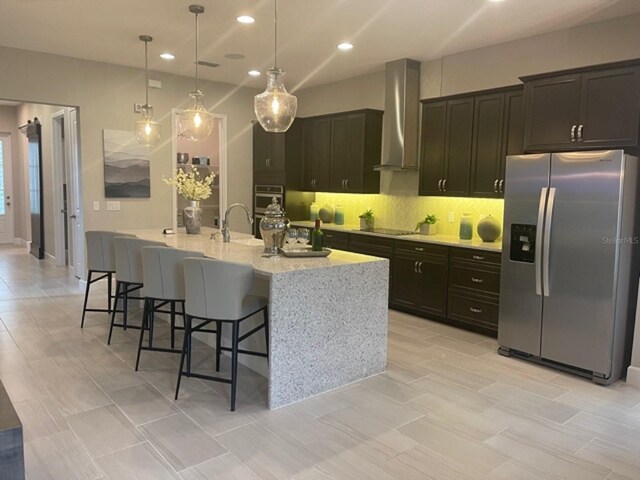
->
[274,0,278,69]
[195,10,200,92]
[144,39,149,106]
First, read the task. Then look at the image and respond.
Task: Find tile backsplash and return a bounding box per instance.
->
[314,193,504,239]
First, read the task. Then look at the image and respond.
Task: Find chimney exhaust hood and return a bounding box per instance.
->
[374,58,420,171]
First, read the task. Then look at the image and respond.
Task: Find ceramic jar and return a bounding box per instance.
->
[259,197,290,254]
[319,204,335,223]
[310,202,319,221]
[459,213,473,240]
[184,201,202,234]
[334,205,345,225]
[477,215,502,242]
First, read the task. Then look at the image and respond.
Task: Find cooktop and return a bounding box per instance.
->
[353,228,415,236]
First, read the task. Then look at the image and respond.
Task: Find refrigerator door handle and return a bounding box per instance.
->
[535,187,548,296]
[543,187,556,297]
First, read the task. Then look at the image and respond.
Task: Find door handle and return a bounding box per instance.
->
[570,125,577,142]
[493,179,499,193]
[437,179,442,191]
[70,214,77,219]
[442,179,447,192]
[499,179,504,193]
[418,261,423,274]
[577,125,584,142]
[471,277,484,284]
[542,187,556,297]
[469,307,483,314]
[472,254,485,261]
[414,260,419,274]
[345,179,349,190]
[535,187,548,296]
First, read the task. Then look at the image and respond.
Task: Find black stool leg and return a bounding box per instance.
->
[170,301,176,349]
[263,306,269,357]
[148,299,155,348]
[135,298,151,371]
[80,270,93,328]
[107,281,122,345]
[122,283,129,331]
[215,321,222,372]
[230,321,240,411]
[175,315,191,400]
[107,272,113,314]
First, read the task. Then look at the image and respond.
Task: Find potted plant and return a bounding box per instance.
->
[416,214,438,235]
[164,167,215,234]
[359,209,375,230]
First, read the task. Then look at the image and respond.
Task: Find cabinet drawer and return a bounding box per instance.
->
[394,240,448,258]
[447,291,499,330]
[349,234,393,258]
[450,247,501,266]
[323,230,350,250]
[449,262,500,295]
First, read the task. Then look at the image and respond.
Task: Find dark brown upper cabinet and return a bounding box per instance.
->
[303,109,382,194]
[253,119,302,188]
[470,87,524,198]
[419,97,473,197]
[522,61,640,152]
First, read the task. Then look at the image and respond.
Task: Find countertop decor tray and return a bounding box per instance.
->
[282,247,332,258]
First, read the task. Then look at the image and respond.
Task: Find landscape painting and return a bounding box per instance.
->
[103,129,150,198]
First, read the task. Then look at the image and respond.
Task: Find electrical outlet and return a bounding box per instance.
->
[106,201,121,211]
[93,201,100,211]
[448,212,455,223]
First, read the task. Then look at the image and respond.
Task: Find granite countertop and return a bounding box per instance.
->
[291,221,502,253]
[120,228,388,277]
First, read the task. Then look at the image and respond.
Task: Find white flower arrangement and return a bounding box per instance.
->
[163,167,215,201]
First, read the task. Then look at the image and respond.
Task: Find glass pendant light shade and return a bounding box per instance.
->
[134,105,160,146]
[135,35,160,147]
[179,90,214,141]
[254,68,297,133]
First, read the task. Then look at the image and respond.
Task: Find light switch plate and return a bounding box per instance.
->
[448,212,455,223]
[106,201,121,211]
[93,201,100,211]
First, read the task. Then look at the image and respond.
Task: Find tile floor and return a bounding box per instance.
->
[1,245,640,479]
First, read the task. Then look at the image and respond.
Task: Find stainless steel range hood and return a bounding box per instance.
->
[374,58,420,171]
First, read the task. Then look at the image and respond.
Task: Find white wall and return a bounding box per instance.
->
[0,45,258,241]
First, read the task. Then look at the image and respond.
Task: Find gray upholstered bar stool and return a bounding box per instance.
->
[108,237,165,344]
[135,246,206,371]
[81,231,136,328]
[175,257,269,411]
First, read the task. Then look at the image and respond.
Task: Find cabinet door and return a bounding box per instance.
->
[419,101,446,196]
[578,66,640,148]
[470,93,504,198]
[302,117,331,191]
[500,89,525,193]
[345,113,366,192]
[417,254,448,317]
[391,254,421,310]
[329,115,349,192]
[253,123,272,174]
[523,74,581,151]
[442,97,473,196]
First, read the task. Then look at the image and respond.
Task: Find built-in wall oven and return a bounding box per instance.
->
[254,185,284,239]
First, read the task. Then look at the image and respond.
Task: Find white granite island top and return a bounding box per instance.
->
[121,227,389,409]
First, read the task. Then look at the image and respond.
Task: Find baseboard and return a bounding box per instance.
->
[45,252,55,262]
[626,365,640,386]
[13,238,28,247]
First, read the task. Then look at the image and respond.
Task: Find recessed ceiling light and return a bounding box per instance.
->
[337,42,353,51]
[237,15,255,24]
[248,70,261,77]
[160,52,175,60]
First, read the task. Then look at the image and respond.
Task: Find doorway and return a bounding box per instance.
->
[0,133,14,244]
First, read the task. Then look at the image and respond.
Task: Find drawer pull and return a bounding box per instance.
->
[472,255,485,261]
[469,307,483,314]
[471,277,484,284]
[414,247,425,252]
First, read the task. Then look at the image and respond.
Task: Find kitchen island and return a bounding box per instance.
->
[121,228,389,409]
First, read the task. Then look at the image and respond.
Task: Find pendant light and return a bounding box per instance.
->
[254,0,297,133]
[134,35,160,146]
[179,5,214,141]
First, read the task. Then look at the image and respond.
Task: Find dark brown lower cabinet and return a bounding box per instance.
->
[323,230,349,250]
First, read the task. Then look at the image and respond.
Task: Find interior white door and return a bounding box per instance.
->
[0,133,14,244]
[66,108,84,278]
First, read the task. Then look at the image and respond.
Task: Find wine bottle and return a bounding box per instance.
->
[312,218,323,251]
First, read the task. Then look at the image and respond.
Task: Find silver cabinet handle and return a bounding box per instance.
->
[469,307,483,314]
[499,179,504,193]
[418,261,423,274]
[535,187,548,296]
[577,124,584,141]
[543,187,556,297]
[414,261,419,274]
[341,179,345,190]
[442,179,447,192]
[471,277,484,283]
[494,179,499,193]
[472,254,485,261]
[345,179,349,190]
[266,158,271,167]
[571,125,577,142]
[415,247,424,252]
[437,179,442,191]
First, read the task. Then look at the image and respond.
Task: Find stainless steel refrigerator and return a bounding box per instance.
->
[498,150,640,384]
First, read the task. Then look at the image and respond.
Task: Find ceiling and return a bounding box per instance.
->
[1,0,639,92]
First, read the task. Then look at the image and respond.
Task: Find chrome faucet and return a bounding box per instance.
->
[221,203,253,242]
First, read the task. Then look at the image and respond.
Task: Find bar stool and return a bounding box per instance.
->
[175,257,269,411]
[134,246,206,371]
[107,237,165,345]
[81,231,136,328]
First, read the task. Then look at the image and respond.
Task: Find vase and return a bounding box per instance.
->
[334,205,345,225]
[420,223,437,235]
[360,218,374,230]
[477,215,502,242]
[319,204,335,223]
[184,200,202,234]
[459,213,473,240]
[309,202,319,221]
